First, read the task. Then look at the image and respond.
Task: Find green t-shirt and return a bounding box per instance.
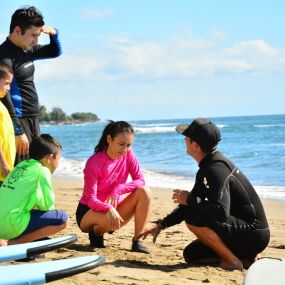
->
[0,159,55,239]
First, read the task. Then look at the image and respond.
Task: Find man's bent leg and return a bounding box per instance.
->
[187,224,243,270]
[183,239,220,265]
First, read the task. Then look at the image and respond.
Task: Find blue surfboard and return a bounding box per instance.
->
[0,235,77,262]
[0,255,105,284]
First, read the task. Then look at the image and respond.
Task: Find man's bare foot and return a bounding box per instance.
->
[0,239,8,246]
[242,254,261,269]
[220,258,243,270]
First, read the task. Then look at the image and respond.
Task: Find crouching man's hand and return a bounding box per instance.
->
[172,189,190,205]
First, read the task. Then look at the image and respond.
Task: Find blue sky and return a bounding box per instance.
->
[1,1,284,120]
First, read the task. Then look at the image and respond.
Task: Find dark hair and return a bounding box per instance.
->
[94,121,134,153]
[10,6,45,34]
[189,138,217,154]
[0,61,13,79]
[29,134,62,160]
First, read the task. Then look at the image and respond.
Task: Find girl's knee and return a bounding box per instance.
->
[137,186,152,201]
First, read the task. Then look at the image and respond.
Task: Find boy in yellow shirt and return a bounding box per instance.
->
[0,61,16,186]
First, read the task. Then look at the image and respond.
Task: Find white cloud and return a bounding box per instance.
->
[225,40,277,57]
[221,60,253,73]
[172,28,222,52]
[279,50,285,73]
[80,8,114,19]
[35,30,284,83]
[36,48,109,80]
[223,40,280,74]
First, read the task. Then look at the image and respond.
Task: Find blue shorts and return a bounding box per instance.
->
[21,209,68,235]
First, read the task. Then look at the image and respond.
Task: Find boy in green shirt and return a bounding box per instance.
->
[0,61,16,186]
[0,134,68,246]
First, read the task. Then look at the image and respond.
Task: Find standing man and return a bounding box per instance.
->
[0,6,62,164]
[139,118,270,270]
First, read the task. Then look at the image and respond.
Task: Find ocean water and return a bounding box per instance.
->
[41,114,285,202]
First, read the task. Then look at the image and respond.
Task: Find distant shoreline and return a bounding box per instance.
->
[40,119,100,126]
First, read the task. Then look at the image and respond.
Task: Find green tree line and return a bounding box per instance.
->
[39,105,99,123]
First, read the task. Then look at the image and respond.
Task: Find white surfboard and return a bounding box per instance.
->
[0,235,77,262]
[244,257,285,285]
[0,255,105,284]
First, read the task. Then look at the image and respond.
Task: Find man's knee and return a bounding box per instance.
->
[183,240,197,263]
[183,240,205,263]
[183,239,218,264]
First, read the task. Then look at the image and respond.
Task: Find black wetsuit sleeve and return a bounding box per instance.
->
[161,205,187,228]
[33,31,62,59]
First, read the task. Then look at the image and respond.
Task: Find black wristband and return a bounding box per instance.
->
[155,219,167,229]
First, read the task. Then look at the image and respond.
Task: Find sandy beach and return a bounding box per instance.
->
[5,177,285,285]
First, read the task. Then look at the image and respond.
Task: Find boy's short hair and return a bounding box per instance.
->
[0,61,13,79]
[10,6,45,34]
[29,134,62,160]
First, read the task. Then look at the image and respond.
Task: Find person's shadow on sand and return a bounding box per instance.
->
[108,259,199,272]
[64,244,207,271]
[64,243,96,252]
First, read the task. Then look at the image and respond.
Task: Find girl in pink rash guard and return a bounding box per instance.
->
[76,121,152,253]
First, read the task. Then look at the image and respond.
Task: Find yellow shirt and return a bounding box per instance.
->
[0,101,16,182]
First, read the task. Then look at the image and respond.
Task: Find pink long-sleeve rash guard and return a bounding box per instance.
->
[79,148,145,213]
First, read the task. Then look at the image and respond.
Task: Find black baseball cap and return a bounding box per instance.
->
[176,118,221,149]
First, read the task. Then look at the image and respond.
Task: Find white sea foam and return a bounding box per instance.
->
[55,157,194,189]
[134,123,228,134]
[55,157,86,177]
[55,157,285,202]
[217,124,228,128]
[135,126,175,134]
[143,169,195,190]
[254,124,285,128]
[133,122,176,127]
[255,186,285,201]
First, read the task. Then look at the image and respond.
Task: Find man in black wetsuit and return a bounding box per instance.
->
[139,118,270,270]
[0,6,62,164]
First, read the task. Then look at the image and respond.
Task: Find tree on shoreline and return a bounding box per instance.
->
[71,112,99,121]
[39,105,50,121]
[39,105,99,123]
